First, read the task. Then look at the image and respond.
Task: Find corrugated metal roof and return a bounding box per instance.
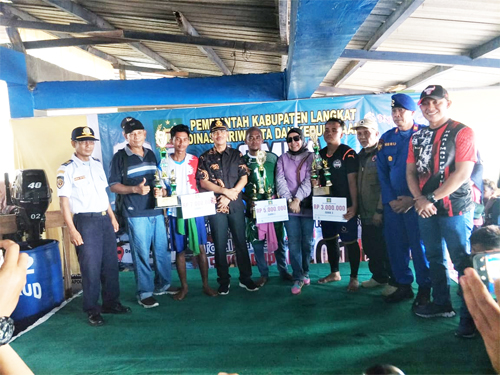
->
[322,0,500,95]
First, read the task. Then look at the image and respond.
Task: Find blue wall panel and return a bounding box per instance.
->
[33,72,286,110]
[286,0,378,100]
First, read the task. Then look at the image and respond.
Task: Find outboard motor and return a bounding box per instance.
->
[9,169,52,241]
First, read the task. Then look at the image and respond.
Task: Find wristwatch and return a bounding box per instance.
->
[0,317,14,346]
[288,198,294,204]
[425,193,437,204]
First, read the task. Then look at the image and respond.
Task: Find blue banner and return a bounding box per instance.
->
[98,92,425,184]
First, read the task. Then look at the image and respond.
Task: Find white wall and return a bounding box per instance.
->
[448,88,500,182]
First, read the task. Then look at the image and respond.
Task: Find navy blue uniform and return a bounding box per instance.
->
[377,124,431,287]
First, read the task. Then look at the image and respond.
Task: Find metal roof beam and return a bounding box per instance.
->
[276,0,289,70]
[470,35,500,59]
[340,49,500,69]
[365,0,425,51]
[403,66,453,89]
[0,3,123,66]
[6,23,25,53]
[20,37,134,49]
[113,64,189,77]
[315,86,376,95]
[173,11,230,75]
[331,60,365,87]
[0,17,113,33]
[39,0,179,71]
[20,33,288,54]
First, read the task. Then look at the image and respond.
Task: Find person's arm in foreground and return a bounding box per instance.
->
[460,268,500,374]
[0,240,34,375]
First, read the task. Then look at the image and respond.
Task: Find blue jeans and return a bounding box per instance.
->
[284,215,314,282]
[127,215,171,300]
[418,211,473,318]
[252,233,289,278]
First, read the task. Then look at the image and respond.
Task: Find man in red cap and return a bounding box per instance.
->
[407,85,477,338]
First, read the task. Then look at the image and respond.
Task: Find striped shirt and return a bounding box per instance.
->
[108,145,161,217]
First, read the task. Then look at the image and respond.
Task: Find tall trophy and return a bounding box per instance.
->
[310,127,331,196]
[255,150,267,195]
[154,125,178,207]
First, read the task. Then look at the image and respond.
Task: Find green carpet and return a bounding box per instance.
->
[11,262,494,375]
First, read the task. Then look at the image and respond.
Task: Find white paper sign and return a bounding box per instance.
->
[313,197,347,222]
[180,192,216,219]
[255,198,289,224]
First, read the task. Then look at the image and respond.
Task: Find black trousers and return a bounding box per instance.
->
[360,221,393,284]
[208,209,252,286]
[74,213,120,314]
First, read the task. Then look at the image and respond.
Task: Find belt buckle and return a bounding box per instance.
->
[101,211,106,216]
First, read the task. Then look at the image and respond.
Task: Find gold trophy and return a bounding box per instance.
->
[310,127,331,196]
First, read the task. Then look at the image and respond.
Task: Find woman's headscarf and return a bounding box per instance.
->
[286,128,308,156]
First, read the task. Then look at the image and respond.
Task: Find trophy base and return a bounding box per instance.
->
[156,196,179,208]
[312,187,331,196]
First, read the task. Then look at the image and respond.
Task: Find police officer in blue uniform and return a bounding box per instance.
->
[57,127,131,326]
[377,94,432,306]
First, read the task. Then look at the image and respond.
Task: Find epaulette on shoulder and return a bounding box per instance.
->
[92,157,101,162]
[61,159,73,166]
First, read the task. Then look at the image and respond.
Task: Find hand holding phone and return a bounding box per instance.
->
[473,251,500,296]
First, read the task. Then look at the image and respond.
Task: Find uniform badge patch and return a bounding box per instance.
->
[57,177,64,189]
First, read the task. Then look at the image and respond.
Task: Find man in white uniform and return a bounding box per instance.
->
[57,127,130,327]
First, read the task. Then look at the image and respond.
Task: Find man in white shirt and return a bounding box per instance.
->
[162,124,217,300]
[57,127,130,327]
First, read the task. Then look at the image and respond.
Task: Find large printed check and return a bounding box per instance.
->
[313,197,347,222]
[254,198,289,224]
[180,192,216,219]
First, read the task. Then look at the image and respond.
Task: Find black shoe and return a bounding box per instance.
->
[384,285,414,303]
[412,286,431,311]
[239,279,260,292]
[256,276,268,287]
[138,296,159,308]
[280,272,294,281]
[218,284,230,296]
[102,303,132,314]
[414,302,455,318]
[455,317,476,338]
[88,313,104,327]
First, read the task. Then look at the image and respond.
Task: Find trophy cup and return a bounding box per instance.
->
[169,169,177,196]
[256,150,266,194]
[310,127,331,196]
[155,125,178,207]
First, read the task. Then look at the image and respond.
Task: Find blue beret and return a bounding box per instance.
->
[391,93,416,111]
